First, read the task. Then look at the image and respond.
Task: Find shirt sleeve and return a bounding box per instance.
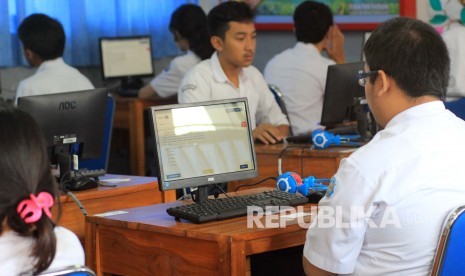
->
[178,67,211,103]
[151,57,188,98]
[303,158,376,274]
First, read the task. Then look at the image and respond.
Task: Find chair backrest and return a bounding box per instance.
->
[79,94,115,173]
[37,265,96,276]
[444,98,465,121]
[431,205,465,276]
[268,84,293,135]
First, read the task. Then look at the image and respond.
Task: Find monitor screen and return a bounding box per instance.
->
[17,88,108,162]
[320,62,365,128]
[99,36,154,82]
[148,98,258,192]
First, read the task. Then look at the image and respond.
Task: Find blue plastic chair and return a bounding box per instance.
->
[37,265,95,276]
[268,84,293,135]
[444,98,465,121]
[431,205,465,276]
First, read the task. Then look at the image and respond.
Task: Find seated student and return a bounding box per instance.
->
[15,14,94,105]
[440,0,465,100]
[303,17,465,275]
[0,105,84,274]
[138,4,214,100]
[178,1,290,144]
[264,1,345,135]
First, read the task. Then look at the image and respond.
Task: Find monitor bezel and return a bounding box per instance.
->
[98,35,155,81]
[147,97,258,192]
[320,62,366,128]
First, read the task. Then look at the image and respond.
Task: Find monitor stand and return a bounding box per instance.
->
[190,184,227,204]
[55,151,98,191]
[121,77,144,90]
[353,97,378,141]
[191,186,209,204]
[118,77,144,97]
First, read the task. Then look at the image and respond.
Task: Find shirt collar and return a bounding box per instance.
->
[37,57,65,72]
[294,42,320,56]
[385,101,445,129]
[211,52,248,84]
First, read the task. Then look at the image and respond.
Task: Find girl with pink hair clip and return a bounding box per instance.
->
[0,105,84,275]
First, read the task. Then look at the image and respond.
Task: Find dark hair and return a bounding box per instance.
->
[364,17,450,99]
[18,13,65,60]
[293,1,333,43]
[170,4,214,60]
[207,1,255,40]
[0,105,59,274]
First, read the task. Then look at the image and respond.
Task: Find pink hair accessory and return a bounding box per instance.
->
[17,192,54,224]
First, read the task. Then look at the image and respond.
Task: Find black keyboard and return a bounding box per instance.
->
[167,190,310,223]
[70,169,105,179]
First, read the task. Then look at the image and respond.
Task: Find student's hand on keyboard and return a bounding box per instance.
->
[253,123,284,145]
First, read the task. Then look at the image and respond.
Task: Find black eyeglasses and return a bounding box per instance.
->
[357,70,378,87]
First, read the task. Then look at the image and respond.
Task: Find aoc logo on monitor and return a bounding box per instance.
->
[58,101,77,111]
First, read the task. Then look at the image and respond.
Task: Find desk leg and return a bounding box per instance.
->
[230,240,247,276]
[128,100,146,176]
[85,220,97,271]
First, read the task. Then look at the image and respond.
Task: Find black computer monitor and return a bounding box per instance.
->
[320,62,366,129]
[147,98,258,203]
[99,35,154,89]
[18,88,108,190]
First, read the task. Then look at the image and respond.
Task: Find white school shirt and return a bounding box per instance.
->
[304,101,465,275]
[15,57,94,105]
[178,52,289,129]
[264,42,335,135]
[0,226,84,275]
[150,50,201,98]
[442,22,465,99]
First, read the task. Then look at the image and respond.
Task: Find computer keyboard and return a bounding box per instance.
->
[166,190,310,223]
[70,169,106,179]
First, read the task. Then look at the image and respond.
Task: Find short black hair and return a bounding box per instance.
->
[169,4,214,60]
[364,17,450,99]
[18,13,65,60]
[293,1,333,43]
[207,1,255,40]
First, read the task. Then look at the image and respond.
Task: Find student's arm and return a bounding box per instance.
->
[303,257,336,276]
[138,84,164,100]
[326,24,346,64]
[252,123,289,145]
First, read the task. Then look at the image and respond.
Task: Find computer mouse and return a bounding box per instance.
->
[69,178,99,191]
[306,190,325,204]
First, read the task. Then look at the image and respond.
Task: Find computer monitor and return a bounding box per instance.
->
[99,35,154,89]
[147,98,258,203]
[320,62,365,129]
[17,88,108,190]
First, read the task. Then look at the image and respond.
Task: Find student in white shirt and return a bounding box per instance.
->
[0,106,84,275]
[440,0,465,99]
[15,14,94,105]
[303,17,465,275]
[138,4,214,100]
[264,1,345,135]
[179,1,289,144]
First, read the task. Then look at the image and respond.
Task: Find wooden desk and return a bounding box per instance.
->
[85,188,313,276]
[112,96,176,176]
[230,144,356,191]
[58,174,176,242]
